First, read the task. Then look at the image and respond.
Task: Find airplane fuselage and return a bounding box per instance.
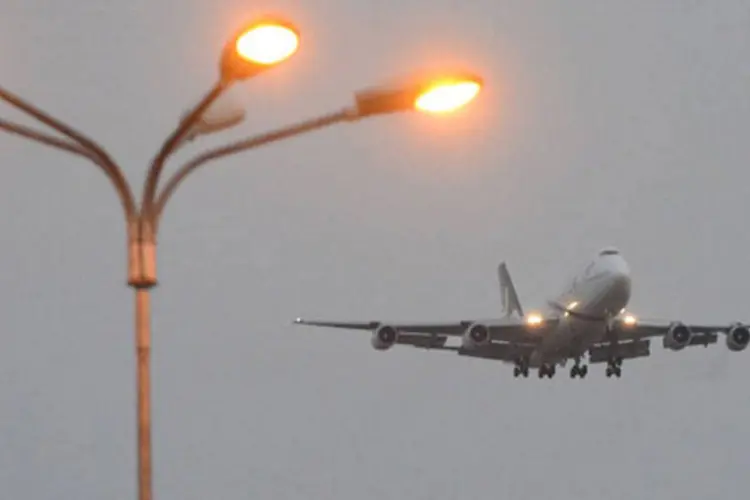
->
[528,248,632,366]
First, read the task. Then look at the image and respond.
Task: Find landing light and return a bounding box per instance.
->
[622,314,637,326]
[526,313,543,326]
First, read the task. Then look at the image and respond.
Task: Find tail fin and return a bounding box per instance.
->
[498,262,524,317]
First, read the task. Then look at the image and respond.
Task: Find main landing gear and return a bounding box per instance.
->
[538,364,556,378]
[513,357,530,378]
[569,359,588,379]
[605,357,623,378]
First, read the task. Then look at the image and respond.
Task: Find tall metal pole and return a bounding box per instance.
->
[128,215,157,500]
[135,287,153,500]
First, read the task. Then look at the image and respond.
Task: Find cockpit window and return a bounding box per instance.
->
[599,248,619,256]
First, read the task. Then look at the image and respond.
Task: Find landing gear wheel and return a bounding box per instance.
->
[538,364,554,378]
[570,359,588,378]
[513,358,530,378]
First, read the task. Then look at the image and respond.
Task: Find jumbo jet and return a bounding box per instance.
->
[294,247,750,379]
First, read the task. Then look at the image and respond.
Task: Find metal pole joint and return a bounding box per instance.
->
[128,216,158,289]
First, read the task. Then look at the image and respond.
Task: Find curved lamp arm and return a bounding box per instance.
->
[0,85,137,219]
[152,107,356,231]
[1,118,99,160]
[141,81,229,217]
[0,117,137,220]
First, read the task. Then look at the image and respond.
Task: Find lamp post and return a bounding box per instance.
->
[0,17,483,500]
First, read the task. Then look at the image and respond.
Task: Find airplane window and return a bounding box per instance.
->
[599,249,619,256]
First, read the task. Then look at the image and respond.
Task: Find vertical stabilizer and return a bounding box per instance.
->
[498,262,524,317]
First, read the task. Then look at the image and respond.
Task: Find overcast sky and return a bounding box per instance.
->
[2,1,750,498]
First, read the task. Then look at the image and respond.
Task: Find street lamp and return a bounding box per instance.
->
[0,18,482,500]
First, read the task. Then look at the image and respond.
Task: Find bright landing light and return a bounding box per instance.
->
[414,80,481,114]
[622,314,637,326]
[235,24,299,65]
[526,313,543,326]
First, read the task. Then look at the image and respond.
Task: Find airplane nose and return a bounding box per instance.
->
[613,271,631,291]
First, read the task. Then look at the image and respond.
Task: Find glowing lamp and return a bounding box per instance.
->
[354,72,483,117]
[220,18,300,82]
[414,79,482,114]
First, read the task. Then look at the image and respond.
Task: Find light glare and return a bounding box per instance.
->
[414,80,481,114]
[235,24,299,65]
[526,313,543,326]
[622,314,637,326]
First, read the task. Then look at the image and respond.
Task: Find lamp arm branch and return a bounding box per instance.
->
[141,80,229,216]
[0,85,135,217]
[0,117,137,220]
[152,107,356,231]
[1,117,99,159]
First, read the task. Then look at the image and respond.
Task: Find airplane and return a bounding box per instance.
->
[294,247,750,379]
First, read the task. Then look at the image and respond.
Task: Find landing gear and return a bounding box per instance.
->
[538,364,556,378]
[513,357,530,378]
[605,357,623,378]
[570,364,588,378]
[568,354,588,379]
[603,319,623,378]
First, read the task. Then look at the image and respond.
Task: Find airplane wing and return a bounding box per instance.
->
[615,319,733,341]
[611,317,750,347]
[580,317,750,364]
[294,316,557,346]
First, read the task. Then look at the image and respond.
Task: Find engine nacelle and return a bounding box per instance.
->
[371,325,398,350]
[663,322,693,351]
[462,323,491,349]
[726,324,750,352]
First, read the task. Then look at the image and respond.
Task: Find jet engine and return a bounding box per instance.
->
[371,325,398,350]
[726,324,750,352]
[462,323,491,349]
[662,322,693,351]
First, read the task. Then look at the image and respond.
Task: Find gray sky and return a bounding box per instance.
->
[2,1,750,498]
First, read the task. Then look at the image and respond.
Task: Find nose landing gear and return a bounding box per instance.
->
[538,364,556,378]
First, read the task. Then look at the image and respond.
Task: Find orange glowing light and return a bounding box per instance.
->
[235,23,299,66]
[414,79,482,114]
[526,313,544,327]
